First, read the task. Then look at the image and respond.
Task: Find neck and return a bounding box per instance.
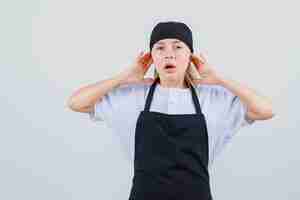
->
[158,77,188,89]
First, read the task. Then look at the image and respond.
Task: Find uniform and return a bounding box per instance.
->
[88,80,255,199]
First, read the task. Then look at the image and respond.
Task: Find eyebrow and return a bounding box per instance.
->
[156,40,182,45]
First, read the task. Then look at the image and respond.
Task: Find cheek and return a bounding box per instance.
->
[152,56,164,68]
[177,59,190,72]
[177,52,190,61]
[177,57,190,66]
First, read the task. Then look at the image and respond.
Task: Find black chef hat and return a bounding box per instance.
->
[149,21,194,53]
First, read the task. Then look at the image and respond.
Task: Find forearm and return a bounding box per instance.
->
[67,74,125,111]
[218,77,275,117]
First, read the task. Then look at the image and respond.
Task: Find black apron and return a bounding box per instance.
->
[128,78,213,200]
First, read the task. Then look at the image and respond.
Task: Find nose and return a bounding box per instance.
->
[164,55,175,60]
[164,48,176,60]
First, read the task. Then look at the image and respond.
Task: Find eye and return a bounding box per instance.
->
[156,46,163,50]
[176,46,182,49]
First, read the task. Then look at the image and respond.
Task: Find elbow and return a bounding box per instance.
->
[257,98,277,120]
[247,104,276,121]
[66,85,99,113]
[66,87,89,112]
[66,94,97,113]
[263,101,276,120]
[257,106,276,120]
[66,93,86,112]
[264,111,276,120]
[66,96,79,111]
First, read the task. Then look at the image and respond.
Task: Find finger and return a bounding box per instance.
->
[190,58,204,72]
[139,51,149,60]
[198,53,207,63]
[190,55,199,67]
[192,53,206,64]
[138,52,148,65]
[135,51,143,61]
[137,51,145,59]
[190,54,202,66]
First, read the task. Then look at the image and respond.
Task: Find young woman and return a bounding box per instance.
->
[68,21,275,200]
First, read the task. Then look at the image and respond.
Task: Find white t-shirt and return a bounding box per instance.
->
[88,82,255,170]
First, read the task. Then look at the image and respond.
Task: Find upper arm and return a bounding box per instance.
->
[211,86,255,138]
[197,85,257,165]
[88,83,144,128]
[223,89,256,130]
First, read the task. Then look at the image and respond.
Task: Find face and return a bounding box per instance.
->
[151,38,191,81]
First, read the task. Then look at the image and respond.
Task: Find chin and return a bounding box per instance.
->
[164,74,179,80]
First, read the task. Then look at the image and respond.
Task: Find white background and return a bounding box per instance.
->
[1,0,299,199]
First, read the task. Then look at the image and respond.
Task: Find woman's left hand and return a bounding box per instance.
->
[190,53,223,85]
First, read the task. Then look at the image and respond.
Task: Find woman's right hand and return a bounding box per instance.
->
[117,51,155,85]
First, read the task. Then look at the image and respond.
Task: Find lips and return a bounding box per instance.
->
[164,63,176,69]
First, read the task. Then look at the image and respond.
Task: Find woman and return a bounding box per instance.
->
[67,21,275,200]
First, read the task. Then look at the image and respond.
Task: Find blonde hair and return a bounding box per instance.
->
[154,62,195,88]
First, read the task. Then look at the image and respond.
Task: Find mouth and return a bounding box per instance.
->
[164,63,176,70]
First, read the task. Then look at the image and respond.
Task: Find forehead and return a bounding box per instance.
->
[155,38,183,45]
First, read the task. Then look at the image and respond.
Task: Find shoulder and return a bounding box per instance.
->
[116,82,152,91]
[107,82,152,110]
[195,83,229,92]
[107,82,151,97]
[193,83,240,119]
[195,84,234,99]
[90,82,150,123]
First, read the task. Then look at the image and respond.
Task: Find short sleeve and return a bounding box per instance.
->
[88,83,140,128]
[218,86,255,139]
